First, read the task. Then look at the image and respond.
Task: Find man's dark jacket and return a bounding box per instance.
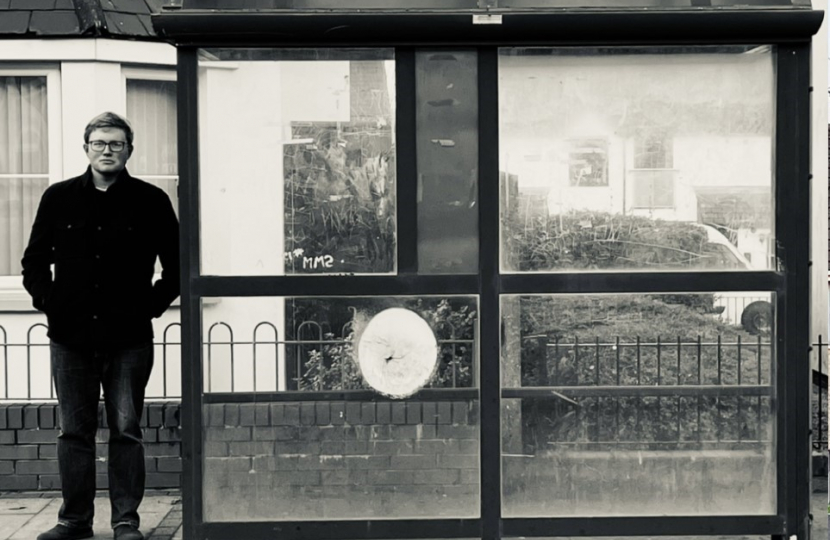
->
[22,167,180,348]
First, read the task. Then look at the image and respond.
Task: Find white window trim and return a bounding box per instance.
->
[0,66,62,310]
[122,66,176,105]
[0,39,176,66]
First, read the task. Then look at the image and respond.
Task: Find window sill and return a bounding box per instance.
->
[0,287,41,313]
[0,281,217,313]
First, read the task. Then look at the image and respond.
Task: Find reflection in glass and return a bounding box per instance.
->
[199,49,396,276]
[201,296,479,521]
[501,293,776,516]
[499,47,775,272]
[416,50,479,274]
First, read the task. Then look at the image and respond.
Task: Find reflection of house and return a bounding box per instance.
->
[499,51,773,266]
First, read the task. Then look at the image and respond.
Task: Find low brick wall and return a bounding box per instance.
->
[201,400,481,521]
[1,399,825,504]
[0,402,181,491]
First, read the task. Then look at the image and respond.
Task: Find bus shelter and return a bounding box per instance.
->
[152,2,823,539]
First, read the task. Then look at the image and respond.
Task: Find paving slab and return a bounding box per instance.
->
[0,491,824,540]
[4,496,178,540]
[0,498,51,514]
[0,515,35,540]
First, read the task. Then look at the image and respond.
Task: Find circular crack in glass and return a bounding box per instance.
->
[357,308,439,398]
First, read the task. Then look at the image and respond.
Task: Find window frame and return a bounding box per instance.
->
[121,66,179,183]
[123,67,180,283]
[629,134,677,210]
[0,65,182,309]
[567,138,609,187]
[0,65,62,307]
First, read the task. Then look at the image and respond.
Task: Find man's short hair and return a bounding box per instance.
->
[84,112,134,147]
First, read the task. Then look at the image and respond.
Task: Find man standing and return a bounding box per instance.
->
[22,112,180,540]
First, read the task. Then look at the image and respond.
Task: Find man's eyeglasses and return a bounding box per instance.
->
[88,140,128,153]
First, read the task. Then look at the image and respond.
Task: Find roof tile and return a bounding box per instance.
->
[55,0,74,8]
[0,10,31,34]
[0,0,11,9]
[99,0,119,10]
[30,10,81,35]
[10,0,54,9]
[103,11,150,35]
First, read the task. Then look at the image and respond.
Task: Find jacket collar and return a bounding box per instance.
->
[80,166,133,193]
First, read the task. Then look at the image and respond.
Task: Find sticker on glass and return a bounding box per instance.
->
[357,308,439,399]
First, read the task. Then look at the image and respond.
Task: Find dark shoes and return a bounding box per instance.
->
[114,524,144,540]
[36,525,94,540]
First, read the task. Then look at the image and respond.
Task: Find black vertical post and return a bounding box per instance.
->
[177,46,204,540]
[478,46,501,540]
[396,48,418,275]
[775,42,812,540]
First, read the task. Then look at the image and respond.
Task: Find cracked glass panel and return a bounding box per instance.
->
[501,293,776,517]
[201,295,479,521]
[499,46,775,273]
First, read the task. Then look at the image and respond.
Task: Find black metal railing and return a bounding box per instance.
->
[203,319,476,393]
[506,333,776,451]
[812,336,828,451]
[0,322,182,401]
[0,320,824,452]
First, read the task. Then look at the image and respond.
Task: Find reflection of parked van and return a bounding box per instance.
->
[697,223,772,335]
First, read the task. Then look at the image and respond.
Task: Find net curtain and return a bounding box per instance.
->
[0,76,48,276]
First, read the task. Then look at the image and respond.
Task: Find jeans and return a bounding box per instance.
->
[50,340,154,530]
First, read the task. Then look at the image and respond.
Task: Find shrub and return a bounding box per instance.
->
[292,297,477,391]
[514,294,770,451]
[504,209,739,272]
[283,124,395,274]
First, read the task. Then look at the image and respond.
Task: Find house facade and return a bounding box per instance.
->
[0,0,181,399]
[0,1,401,400]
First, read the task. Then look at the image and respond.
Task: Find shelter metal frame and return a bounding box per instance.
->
[160,8,820,540]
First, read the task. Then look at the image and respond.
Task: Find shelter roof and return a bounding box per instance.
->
[170,0,812,9]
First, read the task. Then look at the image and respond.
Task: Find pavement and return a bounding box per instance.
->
[0,491,181,540]
[0,490,826,540]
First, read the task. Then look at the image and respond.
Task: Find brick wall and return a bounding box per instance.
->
[0,402,181,491]
[201,400,480,521]
[2,399,824,504]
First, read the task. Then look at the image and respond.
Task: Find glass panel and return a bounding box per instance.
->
[0,77,48,175]
[416,50,478,274]
[499,47,775,272]
[201,295,479,521]
[198,49,396,276]
[126,79,178,177]
[0,177,48,276]
[501,293,776,517]
[0,76,49,276]
[127,78,179,276]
